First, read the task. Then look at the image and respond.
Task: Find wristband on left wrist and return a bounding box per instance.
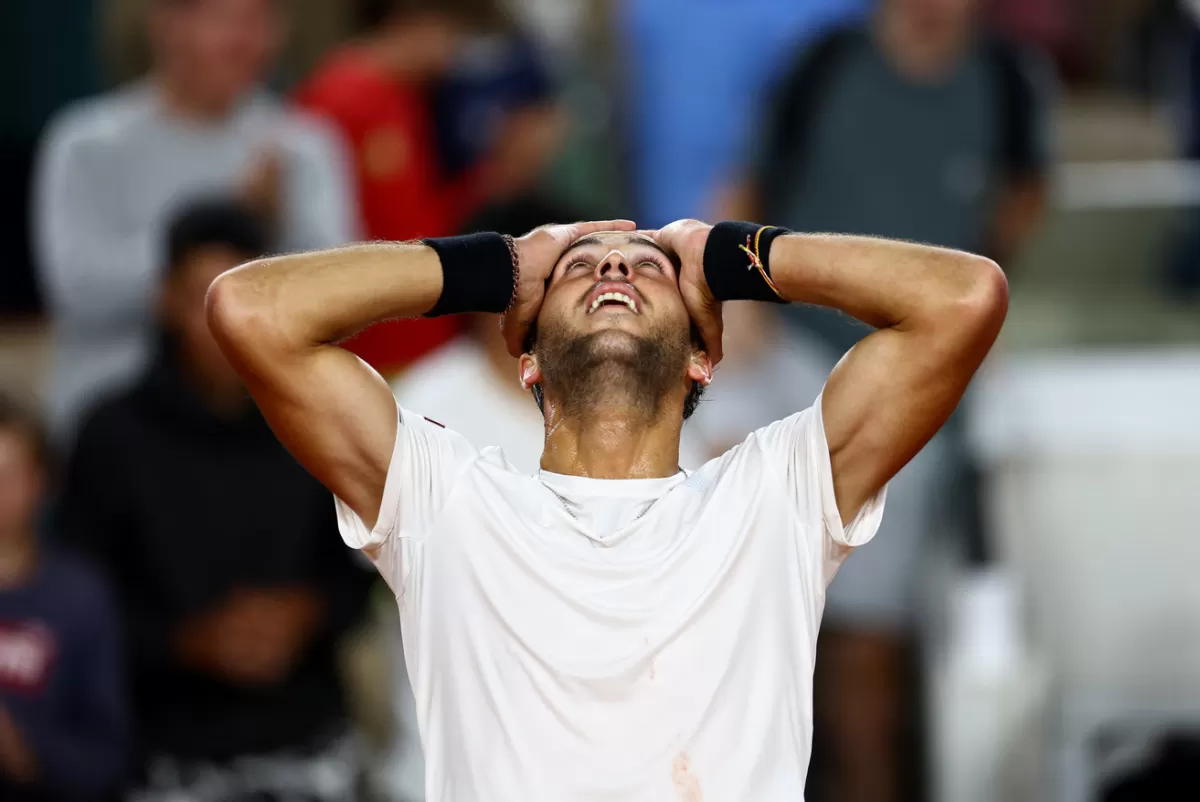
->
[702,221,790,303]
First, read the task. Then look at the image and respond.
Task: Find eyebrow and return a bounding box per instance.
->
[566,233,664,252]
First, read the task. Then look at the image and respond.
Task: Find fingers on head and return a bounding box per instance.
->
[701,320,724,365]
[577,219,636,234]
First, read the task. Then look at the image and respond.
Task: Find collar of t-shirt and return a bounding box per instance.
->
[537,469,688,539]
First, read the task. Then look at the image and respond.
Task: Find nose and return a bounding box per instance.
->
[593,249,632,282]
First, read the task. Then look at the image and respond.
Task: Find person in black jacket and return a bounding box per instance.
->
[61,198,373,802]
[0,392,126,802]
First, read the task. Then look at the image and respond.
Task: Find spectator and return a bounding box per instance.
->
[295,0,552,376]
[433,31,562,191]
[33,0,356,445]
[729,0,1051,353]
[724,2,1052,800]
[0,392,126,802]
[61,199,372,802]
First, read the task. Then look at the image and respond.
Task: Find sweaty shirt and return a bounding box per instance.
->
[335,396,887,801]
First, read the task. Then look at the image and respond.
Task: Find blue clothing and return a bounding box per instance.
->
[0,550,126,801]
[434,35,556,176]
[619,0,867,226]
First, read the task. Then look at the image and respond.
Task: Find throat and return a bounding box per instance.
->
[539,405,682,480]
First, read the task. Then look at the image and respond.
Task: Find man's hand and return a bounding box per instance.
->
[502,220,636,357]
[652,219,723,364]
[176,588,322,686]
[0,708,37,783]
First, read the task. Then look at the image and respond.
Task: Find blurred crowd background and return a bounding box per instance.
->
[1,0,1199,800]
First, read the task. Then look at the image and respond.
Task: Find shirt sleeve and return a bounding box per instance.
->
[32,104,160,325]
[334,404,478,592]
[748,27,858,215]
[747,393,887,585]
[279,113,360,250]
[994,40,1056,177]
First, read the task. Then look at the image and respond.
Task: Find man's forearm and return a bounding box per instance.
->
[207,241,442,351]
[767,233,1006,333]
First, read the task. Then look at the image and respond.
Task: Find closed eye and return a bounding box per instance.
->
[636,257,675,278]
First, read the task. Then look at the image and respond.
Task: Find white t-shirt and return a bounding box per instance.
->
[335,395,886,802]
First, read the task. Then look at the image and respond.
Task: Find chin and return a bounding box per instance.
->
[582,327,645,359]
[558,328,648,374]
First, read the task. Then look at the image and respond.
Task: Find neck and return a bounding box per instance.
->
[874,9,969,82]
[0,534,38,589]
[539,395,683,479]
[155,72,242,121]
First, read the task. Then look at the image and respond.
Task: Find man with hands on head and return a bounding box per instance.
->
[207,214,1007,800]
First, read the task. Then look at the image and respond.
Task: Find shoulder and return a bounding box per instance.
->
[776,23,868,88]
[296,52,391,109]
[396,404,480,460]
[982,35,1056,102]
[979,35,1056,168]
[701,405,824,489]
[41,84,152,156]
[243,91,346,154]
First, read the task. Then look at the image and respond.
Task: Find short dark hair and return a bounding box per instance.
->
[523,322,707,422]
[165,197,270,277]
[0,391,51,471]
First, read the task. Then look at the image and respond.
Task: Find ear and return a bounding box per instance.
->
[517,353,542,390]
[686,349,713,387]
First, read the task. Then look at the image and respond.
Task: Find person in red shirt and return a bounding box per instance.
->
[295,0,551,375]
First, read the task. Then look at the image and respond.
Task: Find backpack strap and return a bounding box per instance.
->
[984,36,1046,179]
[755,26,863,221]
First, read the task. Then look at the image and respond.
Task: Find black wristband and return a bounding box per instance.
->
[702,221,791,303]
[422,233,516,317]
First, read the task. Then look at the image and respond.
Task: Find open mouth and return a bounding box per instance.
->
[587,289,640,315]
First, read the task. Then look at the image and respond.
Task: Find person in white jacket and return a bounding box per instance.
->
[33,0,355,443]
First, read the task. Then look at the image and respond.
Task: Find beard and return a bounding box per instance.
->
[535,318,692,421]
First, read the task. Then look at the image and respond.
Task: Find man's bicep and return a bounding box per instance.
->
[243,344,397,530]
[821,327,968,524]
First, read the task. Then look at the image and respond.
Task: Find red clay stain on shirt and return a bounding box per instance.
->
[672,752,703,801]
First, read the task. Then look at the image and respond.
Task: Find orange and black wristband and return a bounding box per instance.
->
[703,221,790,303]
[423,233,519,317]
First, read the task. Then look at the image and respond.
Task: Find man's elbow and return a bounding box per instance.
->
[951,255,1009,335]
[205,261,284,354]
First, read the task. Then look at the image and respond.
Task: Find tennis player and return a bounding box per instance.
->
[206,218,1007,800]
